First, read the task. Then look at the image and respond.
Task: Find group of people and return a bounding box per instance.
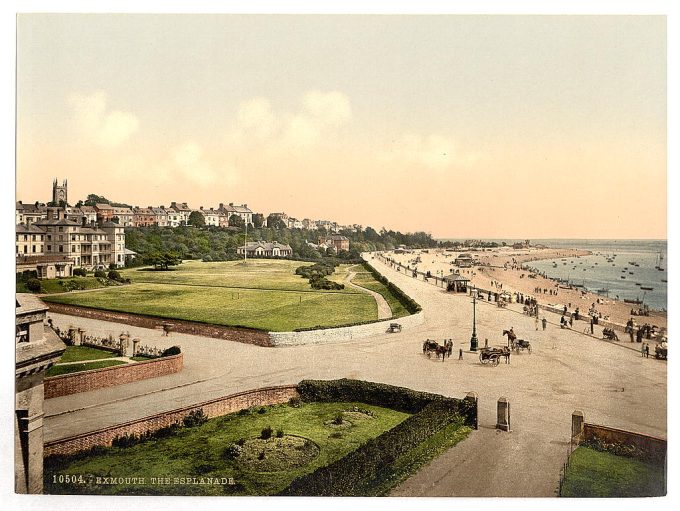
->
[533,286,559,296]
[640,342,652,358]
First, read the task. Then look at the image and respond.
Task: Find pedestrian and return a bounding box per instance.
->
[629,328,634,343]
[641,342,646,357]
[636,328,643,343]
[542,317,547,330]
[645,344,650,358]
[459,348,463,360]
[590,317,594,335]
[569,314,573,327]
[535,316,539,331]
[484,338,489,348]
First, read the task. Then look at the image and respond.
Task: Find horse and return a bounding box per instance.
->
[503,329,530,353]
[423,339,439,357]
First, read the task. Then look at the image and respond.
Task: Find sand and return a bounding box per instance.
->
[382,246,667,330]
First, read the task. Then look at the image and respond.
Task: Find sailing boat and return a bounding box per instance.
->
[655,252,665,271]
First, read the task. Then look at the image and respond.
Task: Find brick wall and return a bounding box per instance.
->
[582,423,667,464]
[45,302,274,346]
[44,385,299,457]
[44,354,183,399]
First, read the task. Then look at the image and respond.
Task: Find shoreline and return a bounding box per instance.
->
[379,247,666,330]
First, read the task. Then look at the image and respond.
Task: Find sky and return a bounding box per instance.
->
[15,14,667,239]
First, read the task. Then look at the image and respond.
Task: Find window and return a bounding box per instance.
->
[32,246,36,253]
[59,246,63,252]
[72,246,76,252]
[23,246,27,253]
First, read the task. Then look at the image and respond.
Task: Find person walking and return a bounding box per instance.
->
[645,343,650,358]
[569,314,573,328]
[535,315,539,331]
[542,317,547,330]
[458,348,463,360]
[629,327,635,343]
[590,316,594,335]
[641,342,646,357]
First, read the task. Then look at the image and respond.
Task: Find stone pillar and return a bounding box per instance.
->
[571,410,585,444]
[464,391,479,430]
[67,327,76,344]
[74,328,84,346]
[132,338,140,357]
[119,333,130,357]
[496,397,511,432]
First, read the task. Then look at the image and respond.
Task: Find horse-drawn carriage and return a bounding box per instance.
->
[479,346,511,366]
[387,323,402,333]
[423,339,452,361]
[602,328,619,341]
[502,329,532,353]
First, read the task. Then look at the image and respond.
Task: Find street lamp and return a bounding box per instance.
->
[470,286,478,351]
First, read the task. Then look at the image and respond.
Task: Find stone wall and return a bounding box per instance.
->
[44,354,183,399]
[269,312,424,346]
[582,423,667,464]
[45,302,274,346]
[44,385,299,457]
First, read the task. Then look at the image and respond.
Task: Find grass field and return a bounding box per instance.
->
[349,264,409,318]
[560,446,665,497]
[16,276,117,294]
[46,360,127,377]
[43,260,380,331]
[58,346,118,363]
[44,401,411,496]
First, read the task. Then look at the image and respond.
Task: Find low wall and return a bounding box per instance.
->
[269,311,425,346]
[582,423,667,464]
[44,385,299,457]
[45,302,274,346]
[44,353,183,399]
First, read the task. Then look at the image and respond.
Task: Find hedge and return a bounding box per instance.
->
[362,261,421,314]
[280,379,475,496]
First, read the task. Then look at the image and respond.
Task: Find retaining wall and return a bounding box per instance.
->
[44,385,299,457]
[44,353,184,399]
[582,423,667,464]
[269,311,424,346]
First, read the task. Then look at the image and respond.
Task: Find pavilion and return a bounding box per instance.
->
[443,273,470,293]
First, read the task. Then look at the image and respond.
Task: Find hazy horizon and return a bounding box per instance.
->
[16,14,667,239]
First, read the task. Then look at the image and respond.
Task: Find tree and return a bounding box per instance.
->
[75,200,84,208]
[145,250,181,270]
[266,214,286,230]
[111,216,120,224]
[84,194,110,206]
[252,213,264,228]
[229,214,245,228]
[188,211,206,227]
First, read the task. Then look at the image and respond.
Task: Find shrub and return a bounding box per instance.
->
[72,268,87,277]
[276,429,284,438]
[257,407,267,414]
[94,270,106,278]
[332,413,344,425]
[26,278,41,292]
[260,426,273,440]
[182,409,207,428]
[222,444,243,459]
[161,345,182,357]
[258,451,266,460]
[107,270,122,281]
[236,437,246,446]
[288,396,302,408]
[329,431,343,439]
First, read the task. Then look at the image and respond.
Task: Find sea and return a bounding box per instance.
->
[439,239,668,311]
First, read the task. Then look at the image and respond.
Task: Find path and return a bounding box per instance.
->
[343,267,392,320]
[43,253,667,497]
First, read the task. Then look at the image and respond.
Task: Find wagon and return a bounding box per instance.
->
[479,346,510,366]
[655,344,667,360]
[387,323,402,333]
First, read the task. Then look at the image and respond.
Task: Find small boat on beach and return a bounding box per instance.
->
[640,286,654,291]
[624,298,642,304]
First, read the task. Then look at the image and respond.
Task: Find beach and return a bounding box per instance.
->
[380,246,667,331]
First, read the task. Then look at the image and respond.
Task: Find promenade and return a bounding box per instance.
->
[43,253,667,497]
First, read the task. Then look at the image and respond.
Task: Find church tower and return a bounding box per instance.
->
[52,178,68,206]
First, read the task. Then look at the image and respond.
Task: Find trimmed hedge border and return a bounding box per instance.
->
[362,261,421,314]
[278,379,475,496]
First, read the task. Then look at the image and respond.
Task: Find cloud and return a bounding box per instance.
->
[231,90,352,150]
[381,133,477,170]
[69,91,139,147]
[173,142,238,187]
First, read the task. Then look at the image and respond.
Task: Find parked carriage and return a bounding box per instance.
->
[479,346,511,366]
[655,344,667,360]
[387,323,402,333]
[512,339,532,353]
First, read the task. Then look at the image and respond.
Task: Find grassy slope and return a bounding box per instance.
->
[561,446,665,497]
[58,346,118,363]
[43,260,378,331]
[44,402,410,496]
[46,360,127,377]
[349,264,409,318]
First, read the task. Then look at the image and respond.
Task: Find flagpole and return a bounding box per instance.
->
[244,219,248,265]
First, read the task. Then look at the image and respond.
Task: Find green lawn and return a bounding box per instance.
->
[43,260,382,331]
[349,264,410,318]
[560,446,665,497]
[44,401,411,496]
[46,360,127,377]
[58,345,118,363]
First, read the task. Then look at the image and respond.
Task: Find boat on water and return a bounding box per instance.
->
[635,283,641,286]
[621,276,626,279]
[640,286,654,291]
[661,279,667,283]
[624,298,642,304]
[629,272,634,275]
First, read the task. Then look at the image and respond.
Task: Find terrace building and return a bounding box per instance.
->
[199,207,220,226]
[133,207,156,227]
[150,207,169,227]
[15,202,47,226]
[94,203,114,223]
[319,234,350,252]
[219,202,253,226]
[15,223,45,256]
[168,202,192,226]
[112,207,134,226]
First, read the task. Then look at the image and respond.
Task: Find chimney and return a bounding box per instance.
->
[46,208,54,221]
[171,202,177,208]
[200,206,203,210]
[82,217,87,227]
[219,203,224,210]
[244,204,247,208]
[229,202,233,206]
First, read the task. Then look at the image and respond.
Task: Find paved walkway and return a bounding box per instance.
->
[343,268,392,320]
[43,253,667,497]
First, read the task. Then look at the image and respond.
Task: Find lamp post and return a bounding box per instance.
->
[470,287,478,351]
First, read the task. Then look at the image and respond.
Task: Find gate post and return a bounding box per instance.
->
[496,397,511,431]
[571,410,584,444]
[464,391,479,430]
